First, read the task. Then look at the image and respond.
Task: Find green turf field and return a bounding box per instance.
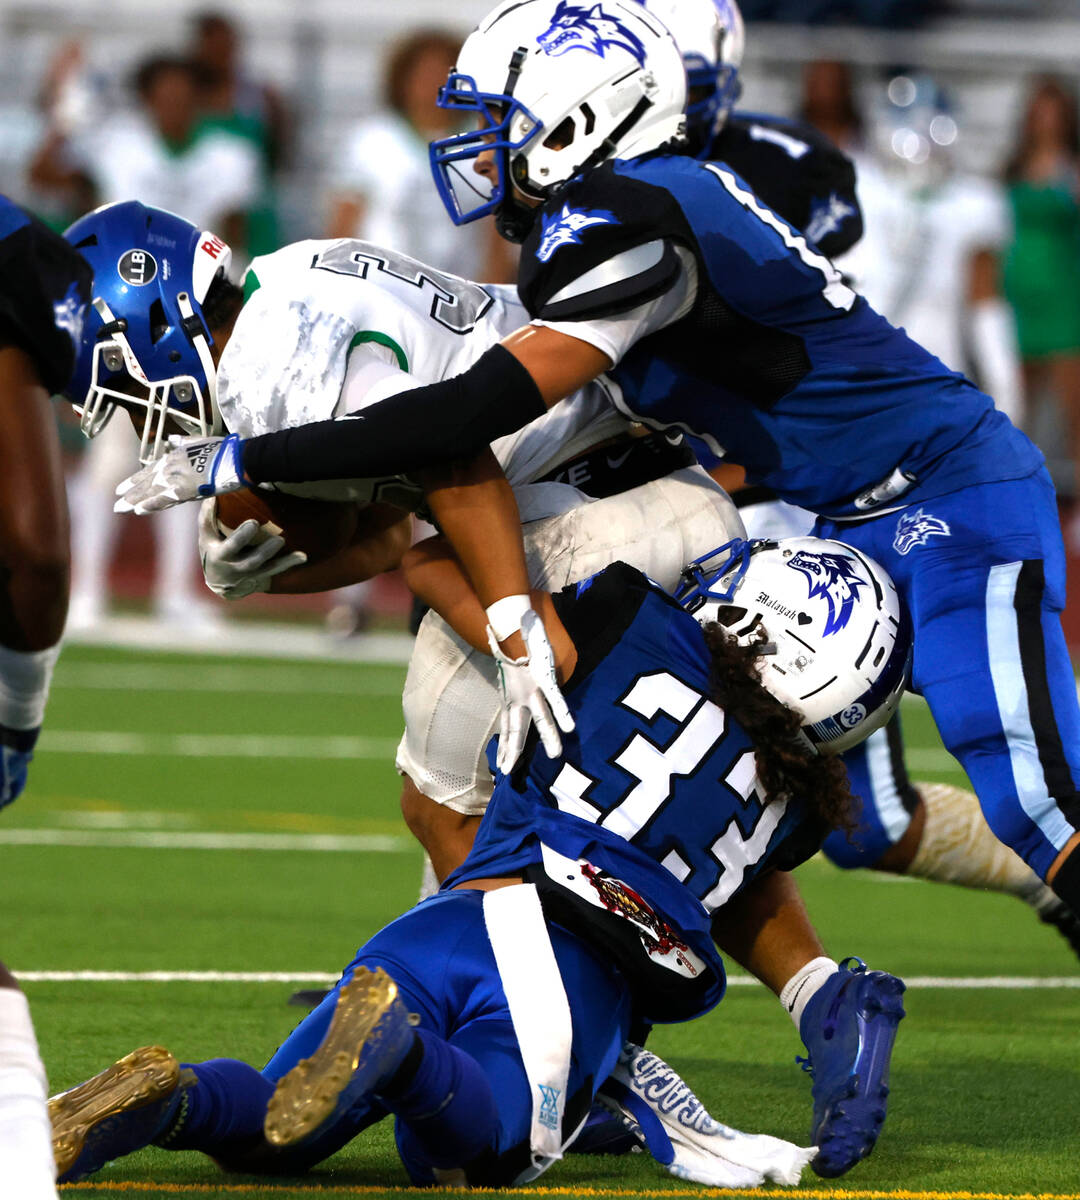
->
[5,643,1078,1199]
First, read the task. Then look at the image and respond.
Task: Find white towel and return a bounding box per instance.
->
[602,1042,816,1188]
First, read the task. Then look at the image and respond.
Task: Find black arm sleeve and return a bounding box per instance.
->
[241,343,546,485]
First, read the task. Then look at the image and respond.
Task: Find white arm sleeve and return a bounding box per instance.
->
[970,297,1024,427]
[533,245,698,364]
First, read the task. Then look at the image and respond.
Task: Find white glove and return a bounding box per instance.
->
[198,501,307,600]
[486,608,575,773]
[599,1044,815,1188]
[115,433,246,514]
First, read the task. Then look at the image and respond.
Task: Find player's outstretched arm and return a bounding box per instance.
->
[0,344,70,808]
[403,533,577,772]
[236,325,609,488]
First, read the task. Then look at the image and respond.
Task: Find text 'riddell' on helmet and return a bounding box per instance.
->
[430,0,687,241]
[62,200,231,464]
[676,536,912,754]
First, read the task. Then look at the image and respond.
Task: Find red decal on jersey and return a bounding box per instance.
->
[201,237,225,259]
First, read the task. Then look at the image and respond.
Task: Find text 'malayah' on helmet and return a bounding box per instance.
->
[641,0,745,153]
[430,0,687,242]
[676,536,912,754]
[62,200,230,464]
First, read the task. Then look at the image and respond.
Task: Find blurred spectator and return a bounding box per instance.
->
[32,51,258,632]
[324,27,514,634]
[189,11,290,256]
[799,60,865,153]
[840,74,1023,426]
[325,28,513,283]
[33,53,259,254]
[1002,77,1080,522]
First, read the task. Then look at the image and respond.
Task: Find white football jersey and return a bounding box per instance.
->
[216,239,626,506]
[838,157,1011,372]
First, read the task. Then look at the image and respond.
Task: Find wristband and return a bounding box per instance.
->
[485,594,531,642]
[198,434,245,498]
[0,643,60,730]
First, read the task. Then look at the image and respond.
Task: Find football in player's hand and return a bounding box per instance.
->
[214,489,358,564]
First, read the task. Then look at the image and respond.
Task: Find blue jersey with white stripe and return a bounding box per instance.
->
[517,156,1042,518]
[445,563,820,1021]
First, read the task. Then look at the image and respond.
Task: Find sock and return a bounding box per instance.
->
[381,1028,498,1168]
[778,957,838,1030]
[0,988,57,1200]
[160,1058,275,1152]
[909,783,1057,911]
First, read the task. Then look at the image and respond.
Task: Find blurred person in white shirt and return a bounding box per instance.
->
[839,75,1023,427]
[324,30,514,634]
[37,53,260,630]
[325,29,512,284]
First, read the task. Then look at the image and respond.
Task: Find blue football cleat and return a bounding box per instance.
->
[264,966,414,1148]
[49,1045,194,1182]
[797,957,906,1178]
[567,1097,644,1155]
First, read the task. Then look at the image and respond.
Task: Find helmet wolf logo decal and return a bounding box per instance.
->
[786,550,867,637]
[537,1,647,65]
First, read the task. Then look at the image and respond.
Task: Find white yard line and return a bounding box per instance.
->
[0,829,410,852]
[53,662,404,695]
[38,731,400,758]
[13,970,1079,987]
[64,617,415,663]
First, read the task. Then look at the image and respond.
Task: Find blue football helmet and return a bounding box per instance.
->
[676,537,911,754]
[63,201,231,463]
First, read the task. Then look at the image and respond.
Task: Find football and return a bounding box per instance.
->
[214,488,358,564]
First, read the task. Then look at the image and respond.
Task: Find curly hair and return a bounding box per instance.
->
[702,622,854,833]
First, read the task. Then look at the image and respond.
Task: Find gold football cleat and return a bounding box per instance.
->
[50,1044,191,1181]
[265,966,413,1148]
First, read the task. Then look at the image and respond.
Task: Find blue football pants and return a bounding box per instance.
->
[816,469,1080,883]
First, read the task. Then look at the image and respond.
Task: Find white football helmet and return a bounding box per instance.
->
[641,0,744,150]
[430,0,687,241]
[676,537,911,754]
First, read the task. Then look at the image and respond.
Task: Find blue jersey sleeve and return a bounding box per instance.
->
[0,197,91,393]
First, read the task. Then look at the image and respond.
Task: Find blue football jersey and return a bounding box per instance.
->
[517,156,1042,518]
[0,195,91,394]
[445,563,821,1023]
[709,113,863,259]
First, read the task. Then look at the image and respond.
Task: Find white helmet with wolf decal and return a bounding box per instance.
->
[430,0,686,241]
[675,536,911,754]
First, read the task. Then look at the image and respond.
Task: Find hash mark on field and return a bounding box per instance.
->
[20,970,1080,987]
[39,731,401,758]
[0,830,411,852]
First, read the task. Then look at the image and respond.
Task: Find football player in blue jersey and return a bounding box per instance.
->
[0,195,92,1199]
[646,0,1079,954]
[116,0,1080,930]
[49,534,909,1187]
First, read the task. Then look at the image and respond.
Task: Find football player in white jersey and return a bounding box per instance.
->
[62,200,743,876]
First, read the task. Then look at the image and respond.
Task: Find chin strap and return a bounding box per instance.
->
[574,93,655,178]
[177,290,220,432]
